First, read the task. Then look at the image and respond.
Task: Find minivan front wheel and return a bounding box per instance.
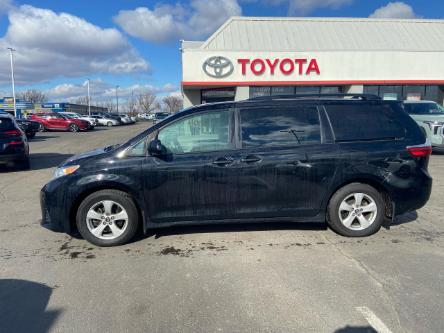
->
[327,183,384,237]
[76,190,139,246]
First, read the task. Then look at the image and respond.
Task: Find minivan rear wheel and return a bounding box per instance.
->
[327,183,384,237]
[76,190,139,246]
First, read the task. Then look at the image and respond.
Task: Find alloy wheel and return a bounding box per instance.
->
[338,192,378,230]
[86,200,129,240]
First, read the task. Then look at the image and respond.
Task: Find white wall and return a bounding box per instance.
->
[183,50,444,85]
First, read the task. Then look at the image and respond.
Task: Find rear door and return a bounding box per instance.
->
[231,102,337,218]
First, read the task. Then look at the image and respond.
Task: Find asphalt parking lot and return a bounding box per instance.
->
[1,122,443,333]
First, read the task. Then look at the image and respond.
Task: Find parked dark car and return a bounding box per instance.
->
[30,113,89,132]
[0,114,30,169]
[16,119,40,138]
[40,94,432,246]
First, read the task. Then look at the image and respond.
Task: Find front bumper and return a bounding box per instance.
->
[40,181,73,233]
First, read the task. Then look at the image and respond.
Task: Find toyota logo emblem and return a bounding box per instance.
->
[203,56,234,78]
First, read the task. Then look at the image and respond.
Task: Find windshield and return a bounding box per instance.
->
[405,102,444,115]
[63,114,77,119]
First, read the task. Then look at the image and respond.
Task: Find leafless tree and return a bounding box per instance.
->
[127,91,138,116]
[162,95,183,114]
[75,96,89,105]
[104,100,115,113]
[138,91,159,113]
[17,89,47,103]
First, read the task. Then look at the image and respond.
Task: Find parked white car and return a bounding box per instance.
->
[137,113,154,120]
[59,112,97,129]
[90,115,119,127]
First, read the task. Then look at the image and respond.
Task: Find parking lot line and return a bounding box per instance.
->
[356,306,394,333]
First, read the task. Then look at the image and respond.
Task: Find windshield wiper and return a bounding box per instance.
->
[280,129,303,144]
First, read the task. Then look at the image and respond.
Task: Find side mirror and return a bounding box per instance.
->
[148,137,166,156]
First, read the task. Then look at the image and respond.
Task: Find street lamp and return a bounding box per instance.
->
[7,47,17,118]
[115,85,119,114]
[87,79,91,116]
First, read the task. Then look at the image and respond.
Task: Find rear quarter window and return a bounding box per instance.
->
[240,106,321,148]
[325,103,405,142]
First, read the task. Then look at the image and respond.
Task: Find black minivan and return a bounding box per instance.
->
[40,94,432,246]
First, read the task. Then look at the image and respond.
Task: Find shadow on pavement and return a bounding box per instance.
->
[383,211,418,230]
[0,279,61,333]
[141,221,327,240]
[28,135,59,142]
[335,326,377,333]
[30,153,73,170]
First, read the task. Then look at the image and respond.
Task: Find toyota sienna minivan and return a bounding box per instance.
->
[40,94,432,246]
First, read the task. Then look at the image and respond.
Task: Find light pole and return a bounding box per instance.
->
[115,85,119,114]
[7,47,17,118]
[87,79,91,116]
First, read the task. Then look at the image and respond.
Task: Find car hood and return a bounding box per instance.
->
[411,114,444,122]
[63,146,110,166]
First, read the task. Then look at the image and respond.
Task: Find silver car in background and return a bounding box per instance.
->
[90,115,120,127]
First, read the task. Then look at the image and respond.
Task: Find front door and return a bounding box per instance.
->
[143,107,239,223]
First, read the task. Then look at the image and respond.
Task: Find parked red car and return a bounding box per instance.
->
[30,113,89,132]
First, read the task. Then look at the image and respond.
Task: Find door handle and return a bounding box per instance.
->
[240,155,262,164]
[212,157,234,166]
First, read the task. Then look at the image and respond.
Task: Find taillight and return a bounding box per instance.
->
[407,142,432,157]
[4,129,21,136]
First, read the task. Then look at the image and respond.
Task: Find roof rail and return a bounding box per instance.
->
[247,93,381,101]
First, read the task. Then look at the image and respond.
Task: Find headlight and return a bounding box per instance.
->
[53,165,80,179]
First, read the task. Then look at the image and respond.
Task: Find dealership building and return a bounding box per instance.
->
[181,17,444,107]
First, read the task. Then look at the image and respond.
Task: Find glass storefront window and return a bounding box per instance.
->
[321,86,342,94]
[296,86,320,94]
[271,86,295,95]
[201,88,235,104]
[364,85,443,104]
[250,86,271,98]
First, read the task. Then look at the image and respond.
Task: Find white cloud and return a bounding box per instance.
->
[44,79,178,102]
[288,0,353,15]
[114,0,242,43]
[0,5,149,85]
[369,2,418,19]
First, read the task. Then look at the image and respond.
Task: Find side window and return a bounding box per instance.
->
[240,106,321,148]
[126,138,147,157]
[326,104,405,141]
[158,110,234,154]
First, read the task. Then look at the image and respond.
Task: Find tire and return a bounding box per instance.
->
[76,190,139,246]
[107,122,113,127]
[69,124,79,132]
[327,183,385,237]
[38,124,46,132]
[27,132,36,139]
[16,156,30,170]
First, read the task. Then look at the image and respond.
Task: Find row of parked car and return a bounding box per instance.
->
[27,111,137,133]
[0,111,138,169]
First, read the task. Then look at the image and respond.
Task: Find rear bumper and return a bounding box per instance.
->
[393,169,432,215]
[0,152,26,164]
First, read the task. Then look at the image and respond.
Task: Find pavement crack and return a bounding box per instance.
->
[322,234,405,333]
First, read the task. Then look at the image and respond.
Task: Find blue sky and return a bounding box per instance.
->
[0,0,442,103]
